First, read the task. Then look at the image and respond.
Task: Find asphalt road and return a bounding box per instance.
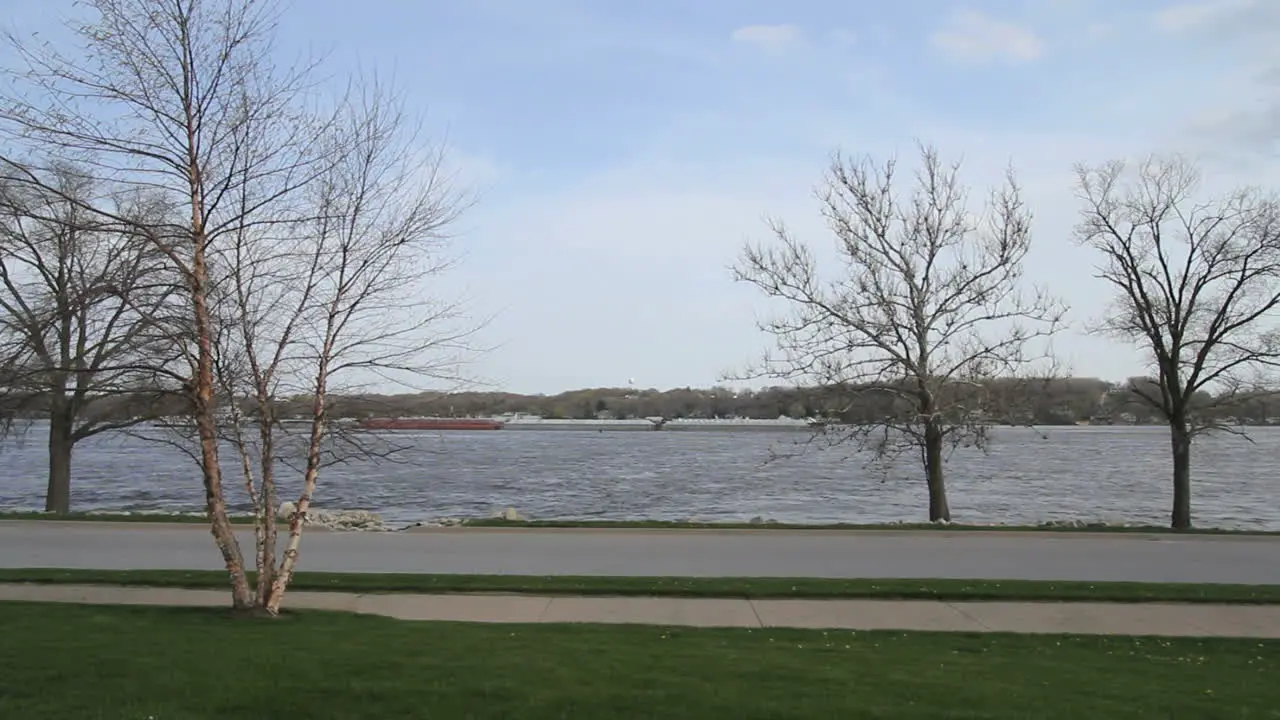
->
[2,522,1279,584]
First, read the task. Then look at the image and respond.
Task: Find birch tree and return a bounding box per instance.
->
[0,0,469,614]
[734,144,1064,522]
[206,81,469,614]
[0,0,320,612]
[1075,156,1280,529]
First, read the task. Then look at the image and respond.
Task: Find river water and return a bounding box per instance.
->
[0,425,1276,529]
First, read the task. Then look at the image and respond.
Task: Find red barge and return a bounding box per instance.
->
[358,417,505,431]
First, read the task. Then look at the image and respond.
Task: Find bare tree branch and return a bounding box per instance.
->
[1075,154,1280,528]
[0,163,177,512]
[732,143,1065,522]
[0,0,340,613]
[199,73,477,614]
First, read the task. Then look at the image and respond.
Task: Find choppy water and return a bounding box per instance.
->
[0,424,1276,529]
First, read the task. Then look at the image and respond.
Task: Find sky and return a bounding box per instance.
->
[5,0,1280,394]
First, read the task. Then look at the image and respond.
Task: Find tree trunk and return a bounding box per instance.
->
[265,359,332,615]
[1170,422,1192,530]
[188,186,253,610]
[924,420,951,522]
[255,408,279,605]
[192,318,253,609]
[45,411,73,514]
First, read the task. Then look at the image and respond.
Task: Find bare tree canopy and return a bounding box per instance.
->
[0,0,315,614]
[734,143,1064,522]
[0,164,174,513]
[207,79,472,614]
[1075,155,1280,529]
[0,0,473,615]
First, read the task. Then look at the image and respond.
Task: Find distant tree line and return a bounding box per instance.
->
[5,376,1280,427]
[320,378,1279,425]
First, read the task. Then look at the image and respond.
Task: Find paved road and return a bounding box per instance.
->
[6,583,1280,636]
[2,521,1279,583]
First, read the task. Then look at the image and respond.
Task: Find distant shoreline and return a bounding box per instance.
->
[3,511,1278,536]
[7,417,1280,432]
[146,418,1280,431]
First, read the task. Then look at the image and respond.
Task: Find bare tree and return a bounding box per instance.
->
[207,80,471,614]
[0,0,340,613]
[1075,156,1280,529]
[1,0,472,615]
[0,165,173,513]
[733,144,1064,522]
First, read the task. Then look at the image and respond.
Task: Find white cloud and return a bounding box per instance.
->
[930,10,1045,64]
[1147,0,1280,162]
[447,148,508,189]
[730,24,802,53]
[463,158,821,392]
[1153,0,1258,33]
[464,123,1174,392]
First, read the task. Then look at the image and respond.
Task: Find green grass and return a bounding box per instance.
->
[0,601,1276,719]
[4,568,1280,604]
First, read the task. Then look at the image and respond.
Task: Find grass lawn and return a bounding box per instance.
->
[0,601,1276,719]
[3,568,1280,604]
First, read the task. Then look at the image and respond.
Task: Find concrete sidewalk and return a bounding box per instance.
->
[3,583,1280,638]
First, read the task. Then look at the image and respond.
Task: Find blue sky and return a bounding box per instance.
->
[7,0,1280,393]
